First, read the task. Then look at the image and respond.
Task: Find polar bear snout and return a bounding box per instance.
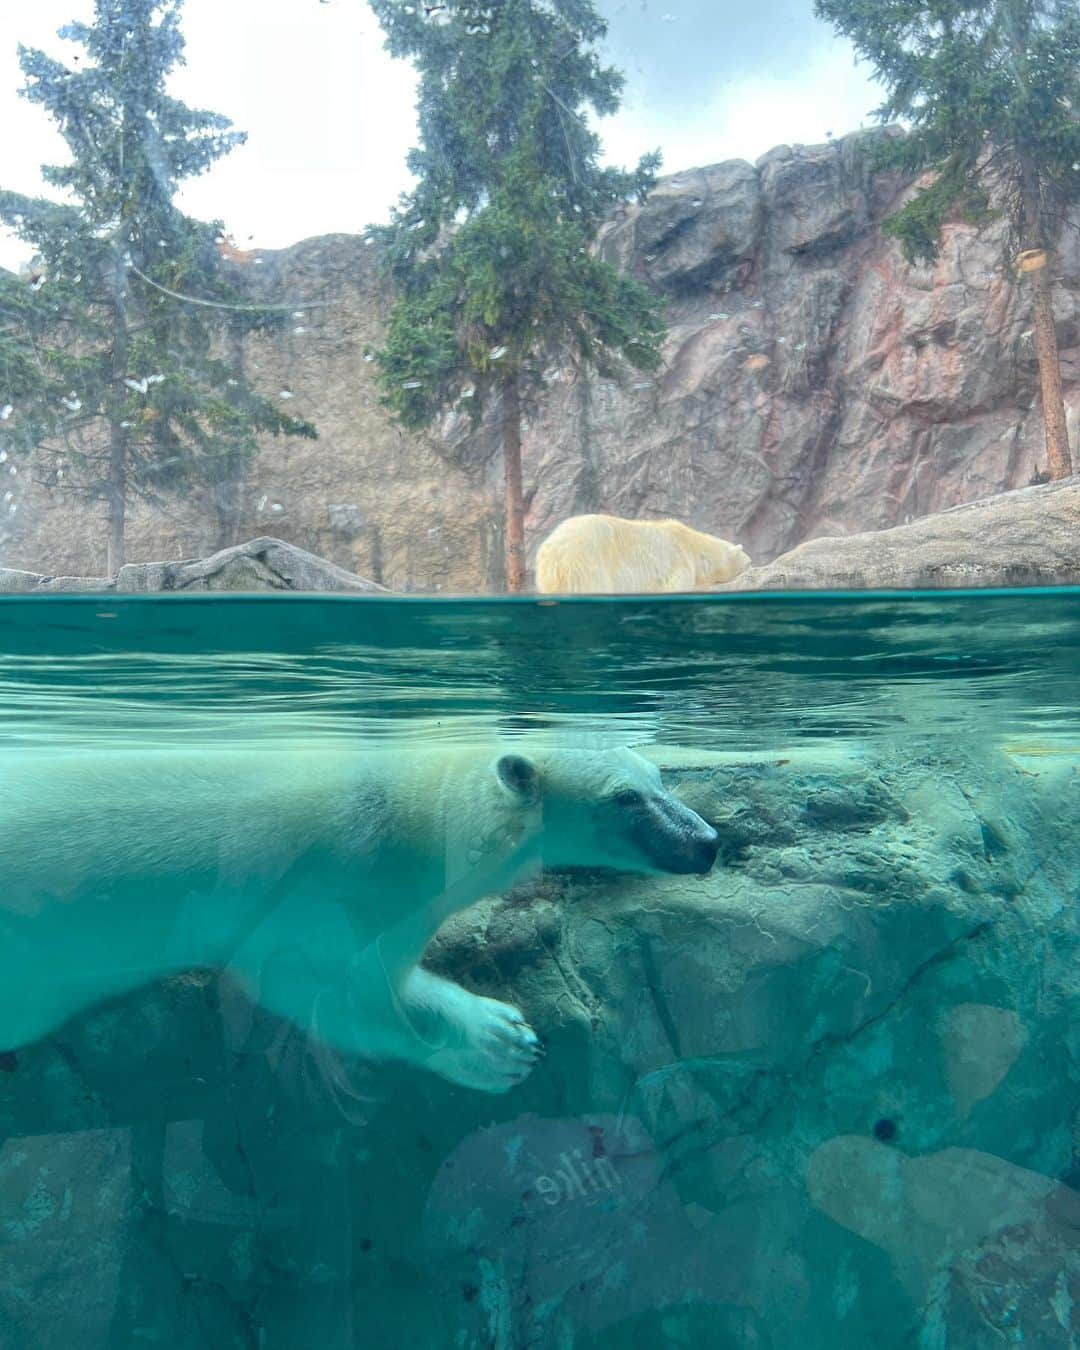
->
[632,795,720,875]
[683,825,722,875]
[664,823,721,875]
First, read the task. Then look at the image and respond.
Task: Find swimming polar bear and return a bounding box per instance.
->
[0,744,719,1093]
[535,514,751,594]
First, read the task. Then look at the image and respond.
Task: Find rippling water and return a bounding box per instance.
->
[2,588,1079,753]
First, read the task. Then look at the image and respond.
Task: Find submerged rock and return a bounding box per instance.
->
[1,739,1077,1346]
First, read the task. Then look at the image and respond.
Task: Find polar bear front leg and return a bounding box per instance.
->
[400,966,543,1094]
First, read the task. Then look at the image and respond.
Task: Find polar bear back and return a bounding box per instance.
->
[534,514,750,594]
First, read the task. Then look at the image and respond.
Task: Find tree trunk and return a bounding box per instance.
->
[107,248,129,576]
[502,376,526,592]
[1020,158,1072,479]
[107,418,126,576]
[213,320,247,549]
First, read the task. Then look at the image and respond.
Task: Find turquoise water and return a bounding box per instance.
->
[1,591,1079,1348]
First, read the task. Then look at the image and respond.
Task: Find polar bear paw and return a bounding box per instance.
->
[424,996,543,1094]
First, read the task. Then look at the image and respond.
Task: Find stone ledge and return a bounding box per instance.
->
[115,536,386,593]
[0,567,114,593]
[721,477,1080,590]
[1,537,385,594]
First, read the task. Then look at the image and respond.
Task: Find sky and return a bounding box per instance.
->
[0,0,881,272]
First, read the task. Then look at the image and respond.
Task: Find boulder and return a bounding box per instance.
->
[725,477,1080,589]
[114,536,386,593]
[0,567,112,593]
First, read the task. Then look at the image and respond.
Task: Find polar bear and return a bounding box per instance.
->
[0,743,718,1093]
[535,514,751,594]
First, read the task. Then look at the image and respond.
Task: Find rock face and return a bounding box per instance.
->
[1,129,1079,590]
[725,475,1080,589]
[2,740,1077,1346]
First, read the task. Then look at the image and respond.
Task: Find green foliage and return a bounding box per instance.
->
[879,153,993,263]
[0,0,314,530]
[814,0,1080,262]
[368,0,666,429]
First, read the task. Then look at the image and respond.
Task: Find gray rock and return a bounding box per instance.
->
[114,535,386,592]
[723,476,1080,589]
[326,503,366,533]
[0,567,112,593]
[598,159,763,292]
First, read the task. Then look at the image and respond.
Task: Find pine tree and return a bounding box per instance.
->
[815,0,1080,479]
[368,0,667,591]
[0,0,315,573]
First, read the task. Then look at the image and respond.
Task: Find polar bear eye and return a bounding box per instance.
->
[613,788,643,808]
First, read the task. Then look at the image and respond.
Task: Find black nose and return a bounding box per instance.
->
[694,827,721,873]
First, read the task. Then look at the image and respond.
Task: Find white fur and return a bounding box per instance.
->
[0,743,712,1093]
[534,513,751,593]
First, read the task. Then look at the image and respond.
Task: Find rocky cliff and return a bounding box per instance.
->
[2,128,1079,591]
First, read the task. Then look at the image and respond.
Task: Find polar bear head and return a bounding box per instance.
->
[494,746,719,876]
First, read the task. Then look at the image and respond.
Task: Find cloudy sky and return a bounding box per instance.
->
[0,0,880,272]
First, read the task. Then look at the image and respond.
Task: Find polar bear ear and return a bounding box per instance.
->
[495,754,541,804]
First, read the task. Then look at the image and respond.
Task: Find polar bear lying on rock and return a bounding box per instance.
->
[0,744,718,1093]
[535,513,751,594]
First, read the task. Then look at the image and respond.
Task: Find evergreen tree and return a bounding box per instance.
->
[368,0,666,591]
[0,0,315,573]
[815,0,1080,479]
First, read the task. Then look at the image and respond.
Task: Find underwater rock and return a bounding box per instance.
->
[806,1136,1080,1337]
[938,1003,1028,1119]
[2,739,1078,1346]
